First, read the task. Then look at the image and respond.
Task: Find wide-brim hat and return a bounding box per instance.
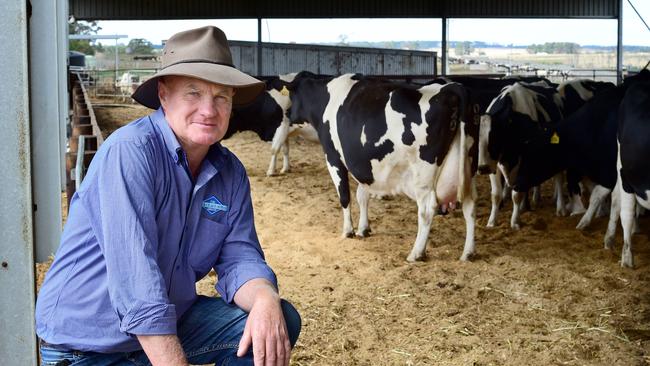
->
[132,26,265,109]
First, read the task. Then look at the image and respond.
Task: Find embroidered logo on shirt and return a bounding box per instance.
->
[202,195,229,216]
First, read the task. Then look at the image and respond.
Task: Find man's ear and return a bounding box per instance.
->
[158,78,167,106]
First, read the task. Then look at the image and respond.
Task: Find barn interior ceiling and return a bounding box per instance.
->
[69,0,619,21]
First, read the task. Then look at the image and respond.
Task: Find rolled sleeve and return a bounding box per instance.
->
[119,301,177,336]
[215,163,278,303]
[216,261,278,304]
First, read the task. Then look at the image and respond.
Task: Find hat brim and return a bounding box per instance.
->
[132,63,265,109]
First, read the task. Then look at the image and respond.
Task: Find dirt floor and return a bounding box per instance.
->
[39,102,650,365]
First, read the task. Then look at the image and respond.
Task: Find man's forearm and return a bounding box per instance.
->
[233,278,280,311]
[137,334,189,366]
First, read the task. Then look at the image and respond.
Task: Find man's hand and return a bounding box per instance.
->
[234,279,291,366]
[137,334,189,366]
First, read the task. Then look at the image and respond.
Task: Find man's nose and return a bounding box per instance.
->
[198,98,218,117]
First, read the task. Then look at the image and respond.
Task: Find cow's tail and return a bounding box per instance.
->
[456,85,472,204]
[457,123,469,203]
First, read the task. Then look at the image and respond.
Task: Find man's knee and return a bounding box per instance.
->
[280,299,301,347]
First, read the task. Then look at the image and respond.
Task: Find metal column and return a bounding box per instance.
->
[617,0,624,85]
[0,0,38,364]
[441,17,448,75]
[30,0,65,262]
[257,17,263,76]
[58,0,69,192]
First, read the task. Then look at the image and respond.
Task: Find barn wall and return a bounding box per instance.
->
[228,41,437,76]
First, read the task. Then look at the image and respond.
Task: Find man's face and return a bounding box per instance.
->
[158,75,234,150]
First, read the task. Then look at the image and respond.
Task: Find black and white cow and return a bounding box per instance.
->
[478,82,566,229]
[287,73,479,261]
[478,79,614,229]
[557,79,615,117]
[434,76,556,210]
[604,76,650,267]
[494,85,623,232]
[225,73,318,176]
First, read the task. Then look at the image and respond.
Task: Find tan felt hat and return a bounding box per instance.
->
[132,26,264,109]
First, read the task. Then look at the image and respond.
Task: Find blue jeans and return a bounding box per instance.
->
[39,296,301,366]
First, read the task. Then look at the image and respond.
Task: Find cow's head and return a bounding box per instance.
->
[478,91,512,175]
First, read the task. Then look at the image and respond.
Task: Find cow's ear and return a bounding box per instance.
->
[268,78,284,91]
[491,94,512,122]
[286,79,297,92]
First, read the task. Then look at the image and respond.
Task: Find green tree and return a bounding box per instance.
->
[69,21,102,56]
[404,41,420,50]
[527,42,581,54]
[454,41,474,56]
[126,38,154,54]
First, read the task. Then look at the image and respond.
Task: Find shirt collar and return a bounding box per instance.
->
[149,107,228,169]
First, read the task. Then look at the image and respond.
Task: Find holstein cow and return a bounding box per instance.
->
[497,85,623,232]
[287,73,479,261]
[478,79,614,229]
[478,82,566,229]
[604,77,650,267]
[557,79,615,117]
[433,76,555,210]
[225,72,318,176]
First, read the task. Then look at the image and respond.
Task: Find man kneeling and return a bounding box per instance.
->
[36,26,300,366]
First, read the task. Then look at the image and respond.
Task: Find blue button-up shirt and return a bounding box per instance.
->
[35,108,277,353]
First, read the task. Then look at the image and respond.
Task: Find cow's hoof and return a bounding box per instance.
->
[266,171,277,177]
[486,221,496,228]
[556,208,568,217]
[621,256,634,269]
[355,228,371,238]
[511,223,521,230]
[576,219,590,230]
[342,231,355,239]
[406,252,425,262]
[280,168,290,174]
[459,252,475,261]
[603,235,615,250]
[570,208,586,216]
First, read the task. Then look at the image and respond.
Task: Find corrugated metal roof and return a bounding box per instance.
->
[70,0,619,21]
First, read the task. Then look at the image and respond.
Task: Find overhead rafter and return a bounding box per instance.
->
[69,0,619,21]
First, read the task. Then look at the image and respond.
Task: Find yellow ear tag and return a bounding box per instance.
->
[550,132,560,144]
[280,86,289,96]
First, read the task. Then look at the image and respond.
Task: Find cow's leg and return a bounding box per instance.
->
[620,190,636,268]
[576,185,611,230]
[567,169,586,216]
[267,124,291,176]
[460,178,477,261]
[280,142,290,174]
[633,205,643,234]
[554,173,568,216]
[355,184,371,237]
[324,156,354,238]
[487,172,503,227]
[267,151,279,177]
[406,191,436,262]
[604,179,621,250]
[510,190,525,230]
[596,194,611,218]
[501,184,511,209]
[531,186,541,210]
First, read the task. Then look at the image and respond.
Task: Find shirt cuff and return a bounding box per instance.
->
[216,263,278,303]
[119,301,177,336]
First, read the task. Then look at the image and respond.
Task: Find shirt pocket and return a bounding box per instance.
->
[189,218,231,277]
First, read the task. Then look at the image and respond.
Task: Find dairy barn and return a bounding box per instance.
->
[3,0,650,364]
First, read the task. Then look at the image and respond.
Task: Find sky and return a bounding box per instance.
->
[95,1,650,47]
